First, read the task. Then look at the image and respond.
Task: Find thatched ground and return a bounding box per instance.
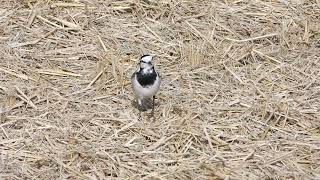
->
[0,0,319,179]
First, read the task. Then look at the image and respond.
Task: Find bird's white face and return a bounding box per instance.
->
[139,55,154,69]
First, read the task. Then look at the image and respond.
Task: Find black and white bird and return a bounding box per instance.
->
[131,54,161,113]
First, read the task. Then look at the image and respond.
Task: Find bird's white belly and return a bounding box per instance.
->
[132,76,160,98]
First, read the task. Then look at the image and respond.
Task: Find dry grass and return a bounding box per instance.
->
[0,0,319,179]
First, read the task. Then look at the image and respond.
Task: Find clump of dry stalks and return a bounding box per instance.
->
[0,0,319,179]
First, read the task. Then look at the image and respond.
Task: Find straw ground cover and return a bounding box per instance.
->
[0,0,319,179]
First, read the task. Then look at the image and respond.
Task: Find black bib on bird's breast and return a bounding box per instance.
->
[137,67,157,87]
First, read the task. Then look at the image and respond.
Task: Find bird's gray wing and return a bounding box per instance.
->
[131,71,137,84]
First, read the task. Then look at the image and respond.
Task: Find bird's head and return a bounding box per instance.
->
[139,54,154,69]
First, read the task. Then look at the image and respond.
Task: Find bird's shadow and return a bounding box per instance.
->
[131,98,159,111]
[131,98,154,111]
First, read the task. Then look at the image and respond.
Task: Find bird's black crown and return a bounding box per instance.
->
[141,54,151,59]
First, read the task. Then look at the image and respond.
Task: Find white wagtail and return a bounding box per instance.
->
[131,54,161,113]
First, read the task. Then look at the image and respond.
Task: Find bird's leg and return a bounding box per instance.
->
[138,98,147,111]
[138,110,142,120]
[151,95,155,117]
[138,98,143,109]
[137,98,142,120]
